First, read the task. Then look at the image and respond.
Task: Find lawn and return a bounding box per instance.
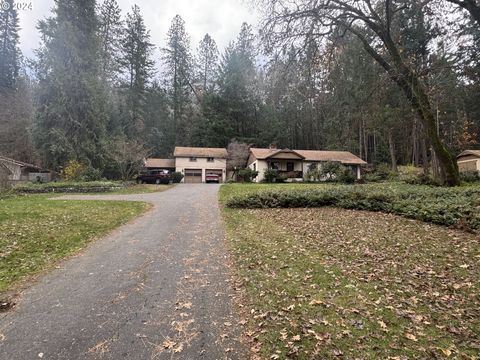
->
[220,183,480,359]
[221,182,480,232]
[0,194,149,293]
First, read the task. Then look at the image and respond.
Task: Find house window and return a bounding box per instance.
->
[287,162,294,172]
[269,162,279,170]
[207,157,214,162]
[253,163,256,171]
[189,157,197,162]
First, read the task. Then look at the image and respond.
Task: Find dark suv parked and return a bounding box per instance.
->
[136,170,171,184]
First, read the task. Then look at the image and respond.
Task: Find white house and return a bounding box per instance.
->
[247,147,367,182]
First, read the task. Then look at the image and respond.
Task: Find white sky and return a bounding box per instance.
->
[18,0,259,63]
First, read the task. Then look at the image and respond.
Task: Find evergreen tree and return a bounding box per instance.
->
[162,15,193,146]
[34,0,109,171]
[120,4,155,139]
[195,33,218,93]
[0,0,20,89]
[215,23,259,141]
[98,0,123,83]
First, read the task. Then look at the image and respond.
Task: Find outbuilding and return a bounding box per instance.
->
[457,150,480,172]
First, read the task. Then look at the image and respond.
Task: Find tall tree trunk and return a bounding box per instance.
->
[358,33,460,185]
[388,129,398,172]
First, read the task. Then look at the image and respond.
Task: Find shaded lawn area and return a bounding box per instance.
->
[222,197,480,358]
[0,194,149,293]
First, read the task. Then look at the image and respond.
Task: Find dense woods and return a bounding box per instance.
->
[0,0,479,184]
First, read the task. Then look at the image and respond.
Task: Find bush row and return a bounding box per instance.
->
[14,181,125,194]
[226,185,480,232]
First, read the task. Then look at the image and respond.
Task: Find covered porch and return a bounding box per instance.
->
[266,149,305,180]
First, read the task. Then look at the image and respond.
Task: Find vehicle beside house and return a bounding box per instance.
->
[247,147,367,182]
[143,158,176,173]
[136,169,171,184]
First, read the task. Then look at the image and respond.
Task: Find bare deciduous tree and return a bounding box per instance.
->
[257,0,461,185]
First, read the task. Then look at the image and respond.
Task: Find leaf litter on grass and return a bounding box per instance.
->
[224,207,480,359]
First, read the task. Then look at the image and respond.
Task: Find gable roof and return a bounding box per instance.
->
[457,150,480,159]
[144,158,175,168]
[174,147,228,158]
[249,148,367,165]
[296,150,367,165]
[0,162,13,175]
[0,154,41,170]
[250,148,305,160]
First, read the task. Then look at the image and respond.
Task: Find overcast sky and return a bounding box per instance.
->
[18,0,259,63]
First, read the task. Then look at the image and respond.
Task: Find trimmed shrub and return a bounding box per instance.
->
[237,168,259,182]
[225,184,480,232]
[171,172,184,183]
[263,169,278,183]
[14,181,124,194]
[460,170,480,183]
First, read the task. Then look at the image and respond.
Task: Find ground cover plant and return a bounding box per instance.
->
[222,183,480,232]
[221,203,480,359]
[14,181,126,193]
[0,194,149,293]
[13,181,174,195]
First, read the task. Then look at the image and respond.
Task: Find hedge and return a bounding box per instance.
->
[225,185,480,232]
[14,181,126,194]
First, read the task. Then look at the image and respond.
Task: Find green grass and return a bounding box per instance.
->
[221,182,480,232]
[0,194,149,292]
[221,202,480,358]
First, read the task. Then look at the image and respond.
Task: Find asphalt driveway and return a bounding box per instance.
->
[0,184,246,359]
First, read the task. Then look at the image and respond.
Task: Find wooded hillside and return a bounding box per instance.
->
[0,0,478,184]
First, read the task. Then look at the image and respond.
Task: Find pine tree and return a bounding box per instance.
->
[0,0,20,89]
[34,0,109,171]
[215,23,259,140]
[195,33,218,93]
[120,4,155,139]
[98,0,123,83]
[162,15,193,145]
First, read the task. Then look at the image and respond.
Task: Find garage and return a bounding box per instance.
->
[206,169,223,183]
[184,169,202,183]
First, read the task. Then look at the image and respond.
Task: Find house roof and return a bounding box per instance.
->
[296,150,367,165]
[144,158,175,168]
[174,147,228,158]
[457,150,480,159]
[0,154,41,170]
[249,148,367,165]
[250,148,305,160]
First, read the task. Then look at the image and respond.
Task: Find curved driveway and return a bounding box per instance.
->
[0,184,246,359]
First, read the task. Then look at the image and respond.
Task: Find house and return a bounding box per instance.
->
[457,150,480,172]
[174,147,228,183]
[247,147,367,182]
[0,155,52,184]
[143,158,176,173]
